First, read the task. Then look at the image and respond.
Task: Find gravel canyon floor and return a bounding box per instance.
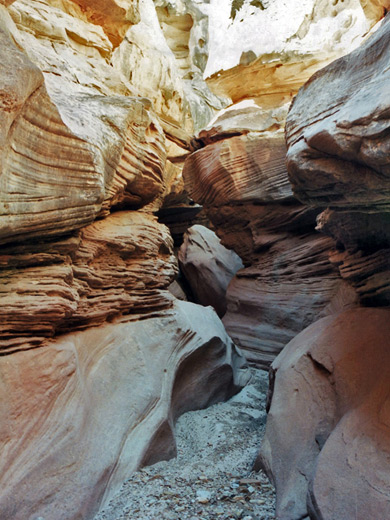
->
[95,369,275,520]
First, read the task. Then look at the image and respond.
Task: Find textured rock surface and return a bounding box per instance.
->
[257,308,390,520]
[0,301,247,520]
[0,211,178,352]
[182,0,382,364]
[286,12,390,305]
[184,122,357,367]
[178,225,243,317]
[0,4,167,244]
[0,3,248,519]
[3,2,390,520]
[204,0,385,119]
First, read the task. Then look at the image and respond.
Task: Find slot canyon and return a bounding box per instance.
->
[1,0,390,519]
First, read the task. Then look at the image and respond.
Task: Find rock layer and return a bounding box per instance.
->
[0,3,248,519]
[0,7,167,244]
[286,12,390,305]
[183,123,356,367]
[0,211,176,352]
[204,0,385,120]
[257,308,390,520]
[260,16,390,518]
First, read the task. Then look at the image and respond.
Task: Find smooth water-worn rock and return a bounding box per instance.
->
[257,308,390,520]
[94,368,275,520]
[286,12,390,305]
[178,225,243,317]
[0,301,247,520]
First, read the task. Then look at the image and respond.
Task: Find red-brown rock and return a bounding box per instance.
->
[0,301,247,520]
[183,128,356,367]
[257,308,390,520]
[0,211,177,352]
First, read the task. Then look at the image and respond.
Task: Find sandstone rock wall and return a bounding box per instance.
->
[286,11,390,306]
[0,301,246,520]
[0,2,247,518]
[258,12,390,520]
[181,0,384,367]
[258,308,390,520]
[183,108,357,367]
[204,0,385,116]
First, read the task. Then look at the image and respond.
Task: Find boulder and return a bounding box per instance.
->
[178,225,243,317]
[257,308,390,520]
[0,300,247,520]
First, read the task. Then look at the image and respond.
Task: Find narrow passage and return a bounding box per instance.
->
[95,369,275,520]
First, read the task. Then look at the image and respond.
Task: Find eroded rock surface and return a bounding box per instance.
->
[256,11,390,520]
[0,211,178,352]
[0,7,167,243]
[184,114,357,367]
[181,0,381,366]
[257,308,390,520]
[286,12,390,305]
[178,225,243,317]
[0,301,247,520]
[0,3,248,519]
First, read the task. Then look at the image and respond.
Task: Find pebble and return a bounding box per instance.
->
[196,490,212,503]
[94,368,275,520]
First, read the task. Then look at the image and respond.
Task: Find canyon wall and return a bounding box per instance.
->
[0,1,246,518]
[2,0,390,518]
[258,11,390,520]
[183,0,384,366]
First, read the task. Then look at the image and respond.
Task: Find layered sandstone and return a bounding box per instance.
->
[1,211,177,352]
[286,11,390,305]
[0,4,167,244]
[181,0,384,367]
[257,308,390,520]
[0,2,247,519]
[259,13,390,519]
[183,108,357,367]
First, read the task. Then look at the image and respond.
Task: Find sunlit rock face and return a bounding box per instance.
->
[154,0,230,131]
[205,0,386,105]
[0,4,167,244]
[257,308,390,520]
[183,107,357,368]
[286,12,390,305]
[0,2,248,519]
